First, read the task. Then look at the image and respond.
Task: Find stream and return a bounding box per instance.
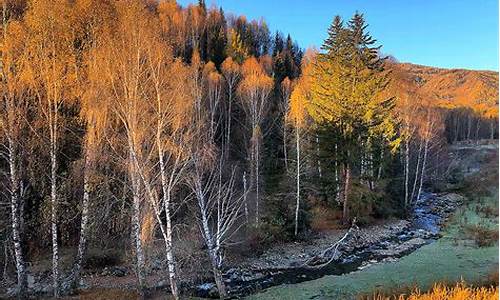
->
[193,191,462,298]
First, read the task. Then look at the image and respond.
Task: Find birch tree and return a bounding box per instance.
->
[68,0,115,290]
[0,11,28,296]
[203,61,223,141]
[188,156,244,298]
[416,107,441,202]
[23,0,76,296]
[237,57,272,225]
[145,41,194,299]
[288,55,313,236]
[95,4,196,296]
[95,2,152,293]
[280,77,293,172]
[188,71,244,297]
[221,57,240,156]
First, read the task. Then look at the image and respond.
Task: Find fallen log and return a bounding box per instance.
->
[302,218,359,269]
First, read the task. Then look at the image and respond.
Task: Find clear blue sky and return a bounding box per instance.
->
[178,0,499,71]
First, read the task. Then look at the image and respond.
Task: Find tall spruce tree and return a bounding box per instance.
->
[308,13,396,223]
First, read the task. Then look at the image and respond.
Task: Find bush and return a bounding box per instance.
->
[260,192,311,241]
[83,248,124,270]
[476,204,499,219]
[463,224,499,247]
[309,202,343,232]
[349,179,401,225]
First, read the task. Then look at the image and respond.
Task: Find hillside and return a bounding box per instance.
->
[387,62,499,110]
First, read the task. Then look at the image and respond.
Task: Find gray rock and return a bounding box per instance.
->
[27,274,36,288]
[155,280,167,288]
[111,266,128,277]
[197,282,218,298]
[102,266,128,277]
[41,284,51,293]
[151,259,163,271]
[79,278,89,289]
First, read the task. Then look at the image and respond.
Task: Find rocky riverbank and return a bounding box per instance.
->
[193,192,465,298]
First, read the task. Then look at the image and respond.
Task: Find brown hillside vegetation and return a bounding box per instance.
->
[388,62,498,112]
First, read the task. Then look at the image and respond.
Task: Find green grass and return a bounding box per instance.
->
[246,192,499,300]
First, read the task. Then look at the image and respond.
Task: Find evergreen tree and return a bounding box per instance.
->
[321,15,345,53]
[309,13,396,223]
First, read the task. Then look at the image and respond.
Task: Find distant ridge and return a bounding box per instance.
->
[386,62,499,110]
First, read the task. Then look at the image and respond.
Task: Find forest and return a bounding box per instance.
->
[0,0,498,299]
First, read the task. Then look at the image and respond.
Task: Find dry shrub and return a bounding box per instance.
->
[310,204,343,232]
[476,205,499,218]
[463,224,499,247]
[486,267,499,286]
[459,150,498,200]
[366,281,498,300]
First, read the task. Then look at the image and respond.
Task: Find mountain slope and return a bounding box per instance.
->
[387,63,498,112]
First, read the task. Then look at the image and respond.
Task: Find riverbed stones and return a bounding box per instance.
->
[373,237,427,257]
[196,283,218,298]
[101,266,128,277]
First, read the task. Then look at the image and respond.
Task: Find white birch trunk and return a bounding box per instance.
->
[404,139,410,210]
[198,191,227,298]
[225,87,233,157]
[163,192,178,299]
[283,121,288,172]
[255,134,260,226]
[243,172,248,223]
[417,131,431,202]
[190,161,243,299]
[334,144,340,203]
[2,7,27,296]
[210,252,227,298]
[294,126,300,236]
[410,138,424,205]
[156,127,179,299]
[475,118,481,142]
[342,165,351,224]
[70,148,92,290]
[316,135,322,178]
[129,151,146,295]
[7,135,27,295]
[368,151,374,190]
[377,150,383,180]
[50,118,59,298]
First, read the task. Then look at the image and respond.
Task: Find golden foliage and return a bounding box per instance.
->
[221,56,241,77]
[238,56,273,101]
[370,282,499,300]
[288,55,314,129]
[0,19,26,94]
[23,0,77,102]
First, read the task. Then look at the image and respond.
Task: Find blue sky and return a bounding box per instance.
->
[178,0,499,71]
